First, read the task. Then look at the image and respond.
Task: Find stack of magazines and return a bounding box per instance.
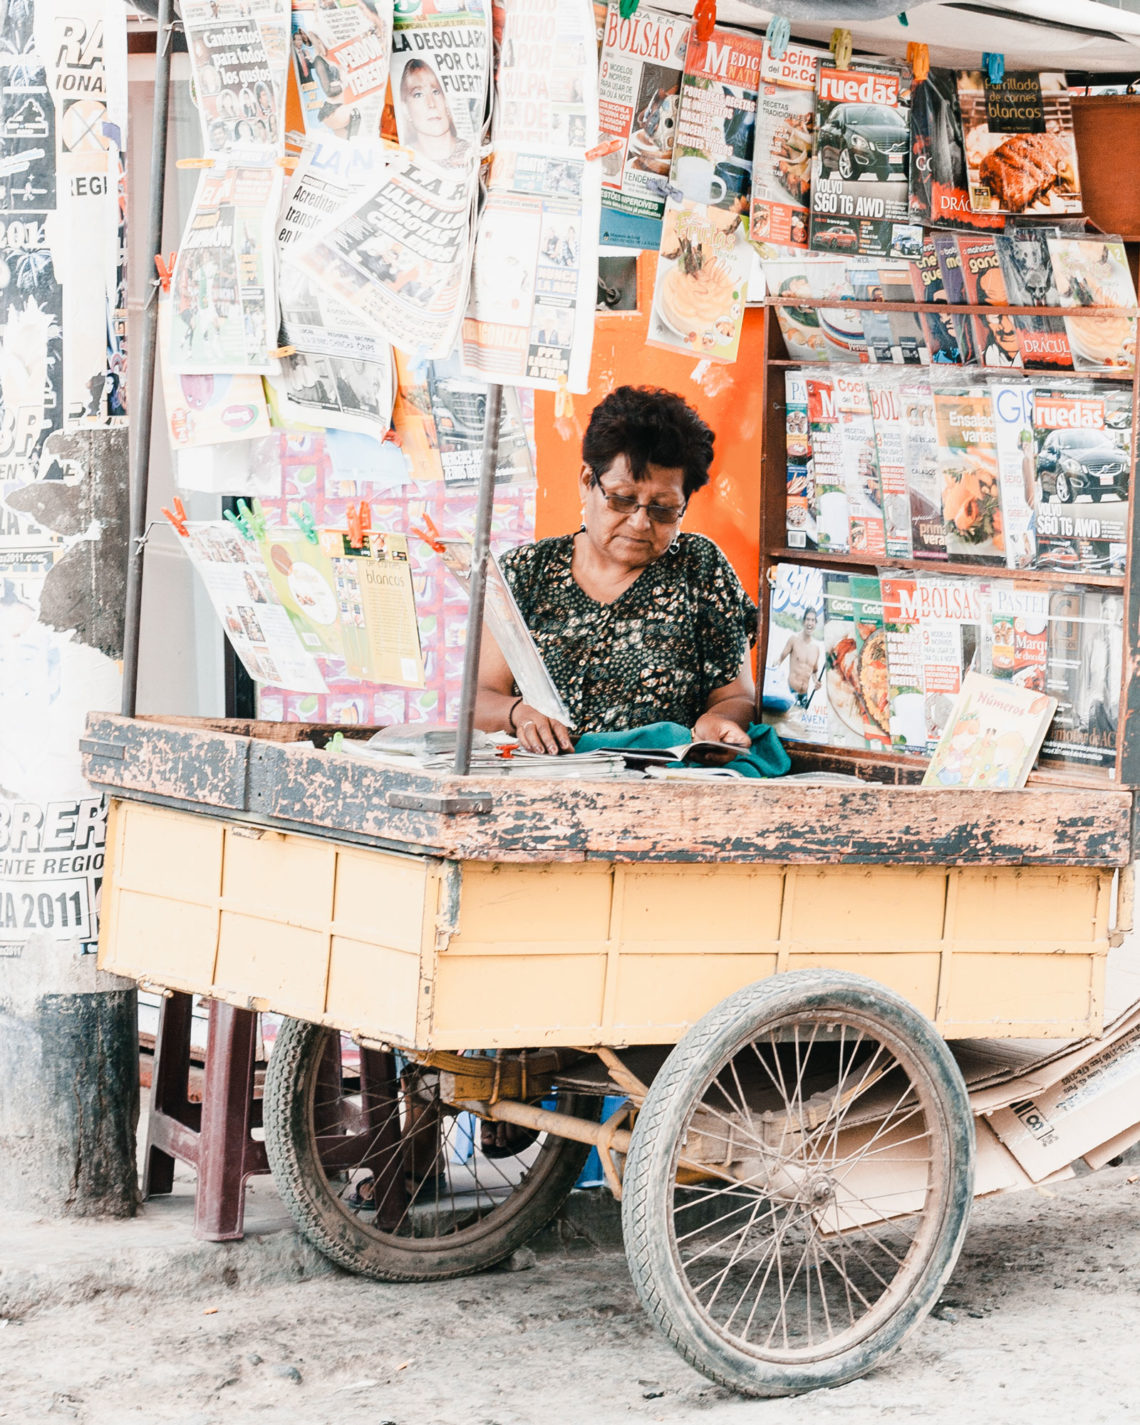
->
[336,726,630,780]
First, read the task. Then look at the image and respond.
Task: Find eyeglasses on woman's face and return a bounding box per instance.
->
[592,476,686,526]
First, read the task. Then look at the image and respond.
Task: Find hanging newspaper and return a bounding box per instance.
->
[290,0,393,141]
[596,2,690,249]
[183,0,290,157]
[291,150,476,360]
[461,0,600,392]
[158,298,270,447]
[169,160,281,374]
[179,521,327,691]
[647,23,760,363]
[275,135,395,436]
[388,0,492,167]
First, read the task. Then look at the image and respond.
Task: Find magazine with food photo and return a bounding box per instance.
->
[750,40,824,250]
[823,572,888,750]
[809,61,912,260]
[990,582,1049,692]
[784,370,816,548]
[955,70,1081,217]
[922,671,1057,789]
[761,562,828,743]
[850,574,891,748]
[1046,236,1137,374]
[908,68,1004,232]
[932,386,1006,563]
[1032,384,1131,576]
[762,256,843,361]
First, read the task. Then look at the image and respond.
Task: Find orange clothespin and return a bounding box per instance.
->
[161,496,188,538]
[382,427,403,446]
[346,500,372,549]
[154,252,176,293]
[906,42,930,84]
[694,0,717,43]
[554,374,574,419]
[411,512,446,553]
[175,157,214,169]
[585,137,624,162]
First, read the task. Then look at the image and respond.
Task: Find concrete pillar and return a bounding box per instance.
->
[0,1,138,1215]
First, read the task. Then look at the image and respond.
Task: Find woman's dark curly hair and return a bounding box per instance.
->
[582,386,715,501]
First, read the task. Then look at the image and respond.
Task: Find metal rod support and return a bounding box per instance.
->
[486,1098,634,1156]
[121,0,175,717]
[453,383,504,775]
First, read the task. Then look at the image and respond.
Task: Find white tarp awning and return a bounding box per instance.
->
[655,0,1140,72]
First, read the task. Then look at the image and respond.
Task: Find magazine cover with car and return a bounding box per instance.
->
[809,60,913,259]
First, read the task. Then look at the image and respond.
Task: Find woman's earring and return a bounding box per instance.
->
[579,506,587,531]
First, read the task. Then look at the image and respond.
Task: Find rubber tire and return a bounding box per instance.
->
[621,970,975,1398]
[838,147,854,180]
[1055,472,1073,503]
[264,1018,602,1282]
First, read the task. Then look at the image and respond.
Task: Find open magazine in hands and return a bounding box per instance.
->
[437,540,573,729]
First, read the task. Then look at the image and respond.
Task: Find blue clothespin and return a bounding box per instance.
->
[223,508,252,540]
[982,51,1005,84]
[766,15,791,60]
[897,11,908,26]
[289,501,319,544]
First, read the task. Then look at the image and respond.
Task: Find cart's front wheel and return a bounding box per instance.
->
[264,1019,601,1281]
[622,970,974,1397]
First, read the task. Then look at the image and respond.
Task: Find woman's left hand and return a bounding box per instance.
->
[692,712,752,759]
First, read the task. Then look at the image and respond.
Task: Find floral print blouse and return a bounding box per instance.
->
[498,531,757,733]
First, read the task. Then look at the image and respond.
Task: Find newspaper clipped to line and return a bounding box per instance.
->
[170,160,282,374]
[158,297,270,447]
[180,521,327,691]
[183,0,290,157]
[276,135,396,435]
[461,0,600,392]
[438,540,572,727]
[597,2,690,249]
[289,0,393,141]
[291,150,477,360]
[388,0,492,167]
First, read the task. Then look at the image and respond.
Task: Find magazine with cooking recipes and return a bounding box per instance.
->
[915,572,991,749]
[836,372,886,558]
[909,239,961,364]
[1040,588,1122,770]
[822,571,862,748]
[932,385,1007,563]
[879,570,926,751]
[806,371,848,551]
[932,232,977,365]
[850,573,891,748]
[866,372,913,558]
[808,60,912,260]
[749,39,825,250]
[784,370,816,549]
[1031,382,1132,577]
[956,234,1023,370]
[761,562,829,743]
[994,227,1072,370]
[1046,236,1137,375]
[988,379,1038,569]
[990,582,1049,692]
[955,70,1081,217]
[898,375,947,559]
[908,68,1005,233]
[762,255,845,361]
[921,671,1057,789]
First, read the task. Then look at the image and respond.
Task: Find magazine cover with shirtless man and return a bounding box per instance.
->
[762,563,828,743]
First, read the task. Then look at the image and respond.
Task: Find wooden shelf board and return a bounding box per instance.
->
[763,359,1134,381]
[766,548,1126,590]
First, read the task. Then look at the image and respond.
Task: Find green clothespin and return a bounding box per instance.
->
[238,498,267,541]
[619,0,639,17]
[897,12,908,25]
[289,501,319,544]
[328,731,345,753]
[223,508,252,540]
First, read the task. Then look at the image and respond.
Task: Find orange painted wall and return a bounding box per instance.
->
[533,254,767,597]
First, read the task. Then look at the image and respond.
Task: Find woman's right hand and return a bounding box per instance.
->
[512,704,574,754]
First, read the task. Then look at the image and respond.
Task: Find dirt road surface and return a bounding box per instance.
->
[0,1165,1135,1425]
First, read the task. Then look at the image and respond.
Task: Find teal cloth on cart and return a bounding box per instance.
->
[575,721,790,779]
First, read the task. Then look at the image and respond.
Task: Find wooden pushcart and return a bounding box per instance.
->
[85,711,1138,1397]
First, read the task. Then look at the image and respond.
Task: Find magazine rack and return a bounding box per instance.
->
[758,289,1140,787]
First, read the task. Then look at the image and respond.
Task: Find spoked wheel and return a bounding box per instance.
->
[264,1019,601,1281]
[622,971,974,1397]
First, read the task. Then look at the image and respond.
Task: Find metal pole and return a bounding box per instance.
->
[454,383,504,775]
[121,0,175,716]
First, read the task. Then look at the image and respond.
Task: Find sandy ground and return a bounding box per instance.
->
[0,1164,1135,1425]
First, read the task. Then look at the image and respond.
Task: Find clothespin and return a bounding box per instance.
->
[585,137,624,162]
[382,427,403,446]
[161,496,188,538]
[906,42,930,84]
[154,252,176,293]
[411,513,446,554]
[694,0,717,43]
[618,0,639,17]
[276,154,299,171]
[175,157,214,169]
[289,502,319,544]
[555,374,574,420]
[223,508,251,539]
[829,28,853,70]
[766,15,791,61]
[982,51,1005,84]
[238,497,267,541]
[345,500,371,550]
[268,344,296,358]
[897,11,909,25]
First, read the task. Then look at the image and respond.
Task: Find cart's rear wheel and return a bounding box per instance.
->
[622,970,974,1397]
[264,1019,601,1281]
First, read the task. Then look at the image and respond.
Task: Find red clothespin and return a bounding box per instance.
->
[694,0,717,43]
[154,252,176,293]
[411,512,446,553]
[382,427,403,446]
[161,496,188,537]
[585,137,624,162]
[346,500,372,549]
